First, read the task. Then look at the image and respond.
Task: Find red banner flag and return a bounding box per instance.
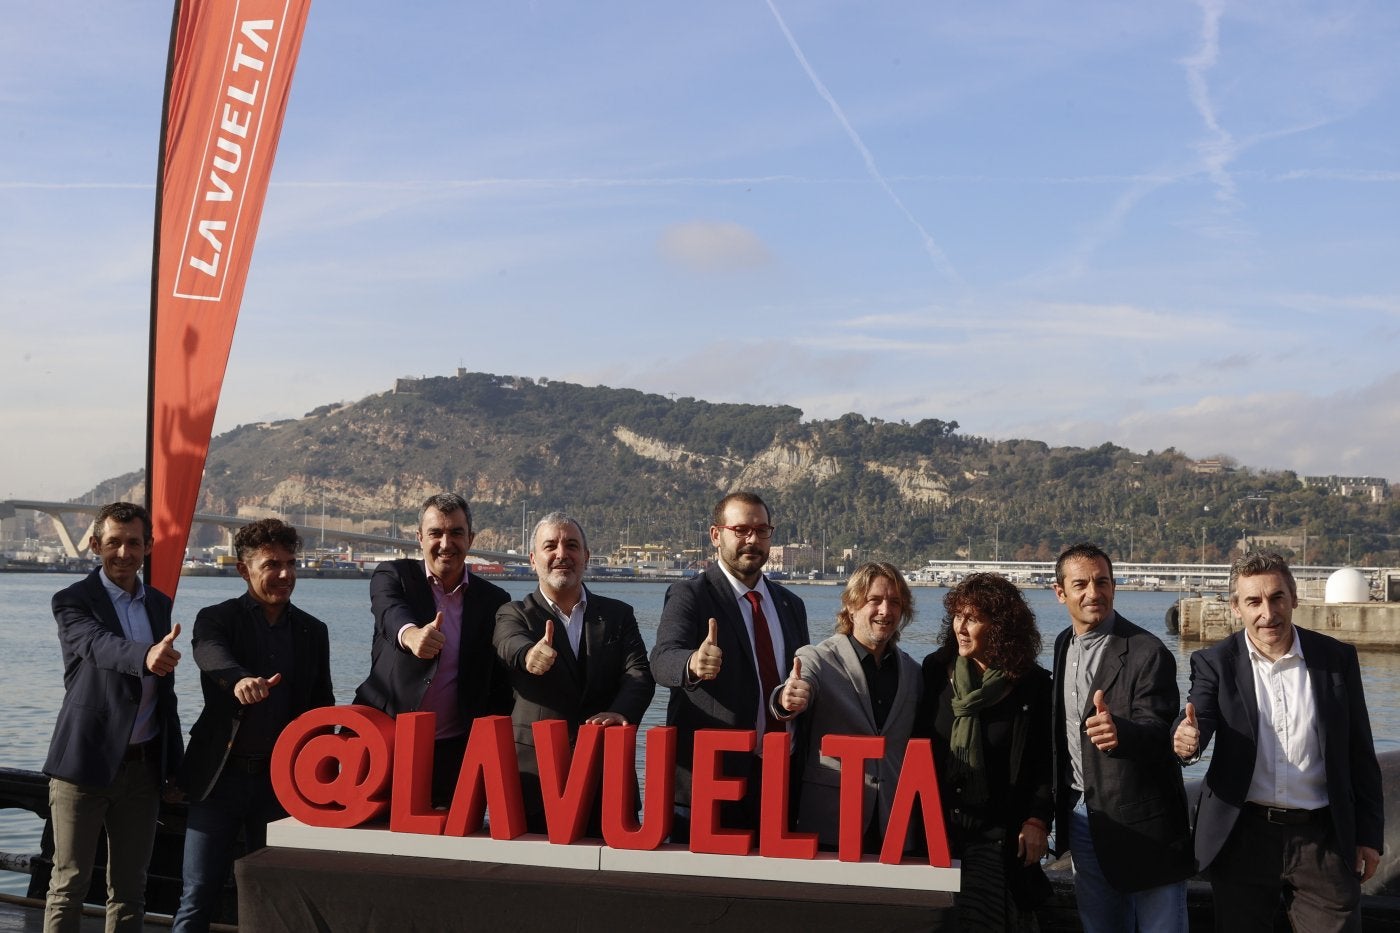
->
[147,0,312,597]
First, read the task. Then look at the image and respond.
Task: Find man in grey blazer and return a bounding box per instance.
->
[1174,552,1382,932]
[1051,542,1193,933]
[43,501,184,933]
[774,562,921,854]
[494,513,654,834]
[650,491,809,840]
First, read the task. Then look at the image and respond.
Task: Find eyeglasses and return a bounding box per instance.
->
[717,524,775,540]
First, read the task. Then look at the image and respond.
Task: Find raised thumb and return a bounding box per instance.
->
[1093,689,1108,715]
[706,618,718,645]
[165,622,181,643]
[265,672,283,687]
[1185,701,1197,726]
[792,657,802,681]
[543,618,555,645]
[428,612,443,630]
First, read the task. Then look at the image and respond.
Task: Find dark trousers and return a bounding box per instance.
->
[172,762,282,933]
[671,752,766,845]
[1210,806,1361,933]
[431,734,469,809]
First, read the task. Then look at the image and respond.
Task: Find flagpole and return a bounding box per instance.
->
[144,0,183,585]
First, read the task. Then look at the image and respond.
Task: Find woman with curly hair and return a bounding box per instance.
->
[918,572,1053,931]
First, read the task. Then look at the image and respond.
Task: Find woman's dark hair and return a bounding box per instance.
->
[937,572,1041,676]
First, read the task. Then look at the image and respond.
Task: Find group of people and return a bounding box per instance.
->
[42,492,1383,933]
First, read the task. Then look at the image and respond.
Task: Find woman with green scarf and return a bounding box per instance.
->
[919,573,1053,931]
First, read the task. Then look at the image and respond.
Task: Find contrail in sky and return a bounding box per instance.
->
[764,0,961,285]
[1183,0,1238,205]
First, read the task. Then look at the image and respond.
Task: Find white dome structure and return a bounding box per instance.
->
[1324,568,1370,604]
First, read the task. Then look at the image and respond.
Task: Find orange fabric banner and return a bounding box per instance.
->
[149,0,312,597]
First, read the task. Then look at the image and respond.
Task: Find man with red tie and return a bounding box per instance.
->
[650,491,809,841]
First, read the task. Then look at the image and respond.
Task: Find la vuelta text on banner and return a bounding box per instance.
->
[149,0,312,598]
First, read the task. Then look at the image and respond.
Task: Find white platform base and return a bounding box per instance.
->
[266,818,961,892]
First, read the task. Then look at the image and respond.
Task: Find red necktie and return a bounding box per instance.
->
[744,590,784,735]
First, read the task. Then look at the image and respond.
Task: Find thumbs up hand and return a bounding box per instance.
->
[1085,688,1118,753]
[525,618,558,675]
[234,671,283,705]
[688,618,723,681]
[1173,701,1201,760]
[145,622,181,676]
[405,613,446,659]
[777,657,810,715]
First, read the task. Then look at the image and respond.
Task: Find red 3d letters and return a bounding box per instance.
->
[271,705,950,866]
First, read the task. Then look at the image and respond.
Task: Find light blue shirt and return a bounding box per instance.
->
[99,568,159,745]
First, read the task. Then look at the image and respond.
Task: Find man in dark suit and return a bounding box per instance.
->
[353,493,512,806]
[43,501,184,933]
[493,512,654,834]
[1173,552,1382,932]
[1051,542,1193,933]
[650,491,809,839]
[172,518,334,933]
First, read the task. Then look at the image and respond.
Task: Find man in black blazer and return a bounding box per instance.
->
[493,513,654,834]
[43,502,184,932]
[1174,552,1382,932]
[650,491,809,840]
[1051,543,1193,933]
[353,493,511,806]
[173,519,334,933]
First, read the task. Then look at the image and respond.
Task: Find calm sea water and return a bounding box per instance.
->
[4,572,1398,895]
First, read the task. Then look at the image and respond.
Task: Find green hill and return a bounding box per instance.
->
[96,371,1400,568]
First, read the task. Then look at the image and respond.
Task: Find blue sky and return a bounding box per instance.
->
[3,1,1399,501]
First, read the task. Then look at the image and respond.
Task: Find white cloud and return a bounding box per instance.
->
[656,221,773,273]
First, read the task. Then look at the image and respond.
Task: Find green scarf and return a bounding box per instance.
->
[948,657,1014,808]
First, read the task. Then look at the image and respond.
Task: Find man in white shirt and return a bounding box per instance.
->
[1174,552,1383,932]
[493,513,654,834]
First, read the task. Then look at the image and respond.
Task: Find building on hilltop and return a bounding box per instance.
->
[1301,475,1390,503]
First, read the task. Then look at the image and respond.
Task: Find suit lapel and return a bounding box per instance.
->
[887,648,916,734]
[1087,626,1128,720]
[84,571,126,638]
[1299,629,1330,757]
[833,636,878,732]
[1229,633,1260,743]
[527,591,584,688]
[769,582,800,660]
[705,565,756,678]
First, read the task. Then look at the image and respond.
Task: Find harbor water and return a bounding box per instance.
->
[5,571,1400,897]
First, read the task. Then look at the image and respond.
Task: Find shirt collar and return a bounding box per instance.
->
[1072,610,1117,644]
[847,634,893,667]
[98,567,145,603]
[239,590,289,626]
[1245,626,1304,664]
[541,586,588,620]
[424,560,470,594]
[716,559,769,602]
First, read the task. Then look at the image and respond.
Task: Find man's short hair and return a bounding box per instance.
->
[1055,542,1113,588]
[420,493,472,533]
[531,511,588,552]
[93,502,152,543]
[1230,551,1297,602]
[234,518,302,561]
[712,491,771,528]
[835,561,915,643]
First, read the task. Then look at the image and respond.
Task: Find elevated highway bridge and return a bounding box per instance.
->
[0,499,520,564]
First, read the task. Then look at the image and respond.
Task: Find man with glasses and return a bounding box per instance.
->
[651,491,809,842]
